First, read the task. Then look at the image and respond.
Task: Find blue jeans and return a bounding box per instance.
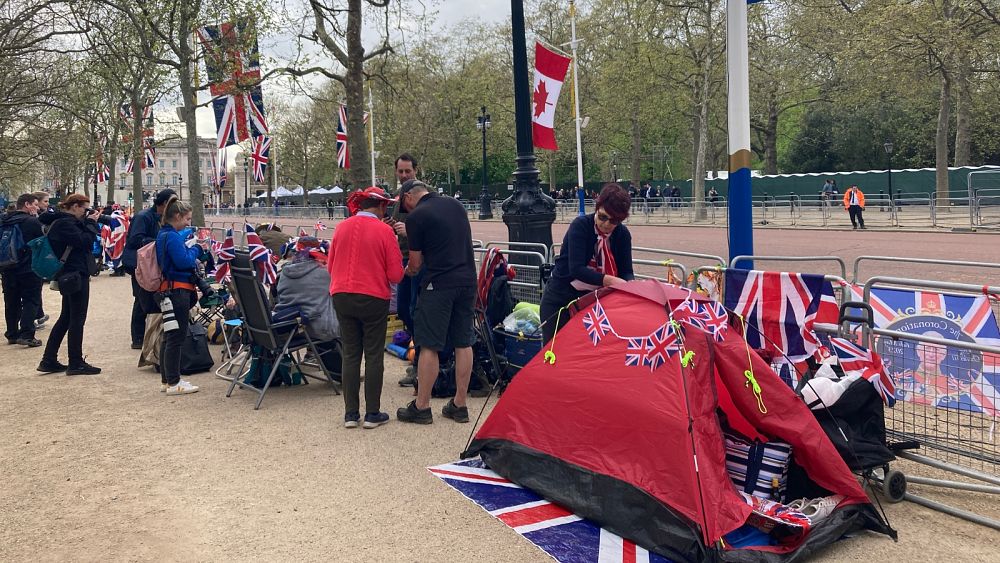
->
[396,260,424,334]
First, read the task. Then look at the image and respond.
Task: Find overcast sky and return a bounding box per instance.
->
[186,1,515,155]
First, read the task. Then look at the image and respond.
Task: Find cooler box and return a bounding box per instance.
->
[495,328,543,376]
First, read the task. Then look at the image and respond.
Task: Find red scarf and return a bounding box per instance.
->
[572,224,617,291]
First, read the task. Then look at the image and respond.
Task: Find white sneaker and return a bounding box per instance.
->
[798,495,845,521]
[161,383,167,393]
[166,380,199,395]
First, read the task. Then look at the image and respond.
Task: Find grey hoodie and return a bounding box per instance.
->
[274,260,340,341]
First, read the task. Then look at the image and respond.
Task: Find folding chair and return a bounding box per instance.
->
[226,251,340,409]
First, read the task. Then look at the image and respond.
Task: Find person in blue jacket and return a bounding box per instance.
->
[155,195,205,396]
[540,183,634,343]
[123,188,175,349]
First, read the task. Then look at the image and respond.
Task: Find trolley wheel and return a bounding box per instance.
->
[882,469,906,503]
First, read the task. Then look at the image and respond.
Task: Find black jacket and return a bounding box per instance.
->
[39,211,100,276]
[549,214,634,294]
[123,207,160,271]
[0,211,43,275]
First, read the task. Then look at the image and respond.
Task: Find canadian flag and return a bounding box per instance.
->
[532,41,572,151]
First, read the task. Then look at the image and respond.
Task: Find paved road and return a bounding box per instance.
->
[207,216,999,286]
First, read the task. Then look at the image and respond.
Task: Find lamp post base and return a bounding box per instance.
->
[478,192,494,220]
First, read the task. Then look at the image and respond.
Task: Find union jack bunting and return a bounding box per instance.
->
[674,300,728,341]
[197,20,269,149]
[625,337,649,368]
[724,270,838,363]
[336,104,350,169]
[429,459,669,563]
[582,301,613,346]
[643,322,679,372]
[251,135,270,182]
[829,337,896,406]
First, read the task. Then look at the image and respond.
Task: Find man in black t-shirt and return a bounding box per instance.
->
[394,180,476,425]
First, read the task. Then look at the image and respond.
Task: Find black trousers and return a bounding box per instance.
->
[848,205,865,228]
[160,290,194,386]
[2,273,42,340]
[539,282,585,344]
[42,278,91,366]
[332,293,389,415]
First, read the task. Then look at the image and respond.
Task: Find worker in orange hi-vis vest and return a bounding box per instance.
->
[843,185,866,230]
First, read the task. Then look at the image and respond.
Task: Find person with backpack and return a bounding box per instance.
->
[155,195,205,396]
[1,193,44,347]
[37,194,103,375]
[124,189,175,350]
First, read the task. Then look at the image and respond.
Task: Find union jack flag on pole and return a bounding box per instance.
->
[119,103,155,172]
[197,20,269,149]
[218,149,228,190]
[336,104,350,169]
[251,135,270,183]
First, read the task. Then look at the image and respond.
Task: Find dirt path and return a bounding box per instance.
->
[1,272,998,561]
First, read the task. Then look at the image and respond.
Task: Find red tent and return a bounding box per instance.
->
[465,280,892,561]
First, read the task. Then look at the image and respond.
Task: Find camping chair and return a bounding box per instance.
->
[226,251,340,409]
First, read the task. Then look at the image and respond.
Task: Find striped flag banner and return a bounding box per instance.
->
[428,459,667,563]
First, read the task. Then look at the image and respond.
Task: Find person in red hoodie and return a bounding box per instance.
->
[328,187,404,429]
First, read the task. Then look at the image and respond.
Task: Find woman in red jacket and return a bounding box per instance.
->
[328,187,404,429]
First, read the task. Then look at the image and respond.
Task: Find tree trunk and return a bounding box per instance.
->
[954,62,971,167]
[935,71,951,206]
[763,99,779,175]
[178,13,204,225]
[630,108,641,189]
[106,148,116,205]
[345,0,369,188]
[131,102,143,208]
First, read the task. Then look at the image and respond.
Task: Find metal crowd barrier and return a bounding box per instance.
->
[730,255,848,280]
[852,256,1000,285]
[474,247,547,306]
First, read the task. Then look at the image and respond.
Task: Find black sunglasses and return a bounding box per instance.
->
[596,211,623,225]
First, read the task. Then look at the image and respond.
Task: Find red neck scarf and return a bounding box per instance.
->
[589,224,618,277]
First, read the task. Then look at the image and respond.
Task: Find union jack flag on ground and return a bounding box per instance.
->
[336,104,350,169]
[251,135,270,182]
[582,300,613,346]
[197,20,269,149]
[429,459,669,563]
[724,270,838,363]
[829,337,896,406]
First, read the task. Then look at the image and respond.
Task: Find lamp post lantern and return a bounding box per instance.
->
[883,140,894,211]
[502,0,555,250]
[178,174,183,202]
[477,105,493,220]
[243,156,249,216]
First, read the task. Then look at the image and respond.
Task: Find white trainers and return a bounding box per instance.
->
[166,380,199,395]
[793,495,845,521]
[161,383,167,393]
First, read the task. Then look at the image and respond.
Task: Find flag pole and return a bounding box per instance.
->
[367,82,376,188]
[727,0,754,269]
[569,0,585,217]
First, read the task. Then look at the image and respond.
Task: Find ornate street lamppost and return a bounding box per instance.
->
[883,139,894,211]
[477,106,493,220]
[243,155,249,216]
[502,0,555,250]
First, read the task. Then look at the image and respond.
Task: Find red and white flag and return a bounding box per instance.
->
[532,42,572,151]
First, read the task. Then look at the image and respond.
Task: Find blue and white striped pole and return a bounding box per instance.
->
[727,0,755,270]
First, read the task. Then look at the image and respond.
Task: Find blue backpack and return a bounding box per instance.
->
[28,236,70,280]
[0,220,25,271]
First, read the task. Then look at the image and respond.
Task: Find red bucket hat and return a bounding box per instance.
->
[347,186,396,215]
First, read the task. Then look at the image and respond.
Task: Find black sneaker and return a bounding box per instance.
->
[398,366,417,387]
[66,362,101,376]
[17,338,43,348]
[130,342,143,350]
[442,399,470,423]
[396,400,433,424]
[6,338,17,345]
[344,411,360,429]
[363,412,390,429]
[37,359,68,373]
